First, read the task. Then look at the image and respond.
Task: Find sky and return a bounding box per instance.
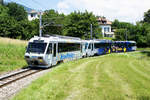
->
[5,0,150,24]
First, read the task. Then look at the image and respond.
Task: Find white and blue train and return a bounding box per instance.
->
[24,35,136,68]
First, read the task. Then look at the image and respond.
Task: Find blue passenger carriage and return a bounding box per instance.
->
[125,41,136,51]
[113,41,136,52]
[94,39,112,55]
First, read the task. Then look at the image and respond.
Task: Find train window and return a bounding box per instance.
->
[128,43,136,47]
[92,43,94,51]
[115,43,125,47]
[46,43,52,54]
[53,43,56,57]
[27,42,47,54]
[94,43,110,48]
[88,43,91,49]
[85,43,88,49]
[58,43,81,53]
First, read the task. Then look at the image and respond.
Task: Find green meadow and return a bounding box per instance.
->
[0,37,27,73]
[12,51,150,100]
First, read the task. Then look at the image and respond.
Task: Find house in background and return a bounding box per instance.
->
[28,10,39,21]
[97,16,114,37]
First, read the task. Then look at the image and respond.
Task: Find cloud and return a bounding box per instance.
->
[57,0,150,23]
[57,1,70,14]
[57,1,69,9]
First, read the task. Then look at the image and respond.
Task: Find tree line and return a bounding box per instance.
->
[0,2,101,40]
[0,2,150,47]
[112,11,150,47]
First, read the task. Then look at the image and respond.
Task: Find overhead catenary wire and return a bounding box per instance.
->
[10,0,36,11]
[30,0,46,11]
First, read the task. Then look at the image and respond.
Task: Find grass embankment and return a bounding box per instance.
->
[101,37,114,40]
[0,37,27,73]
[137,48,150,51]
[13,51,150,100]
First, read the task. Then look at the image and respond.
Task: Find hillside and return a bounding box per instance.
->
[4,1,33,12]
[13,51,150,100]
[0,37,27,74]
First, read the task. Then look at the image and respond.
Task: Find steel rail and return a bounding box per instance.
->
[0,69,42,88]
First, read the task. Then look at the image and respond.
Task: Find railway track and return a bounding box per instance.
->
[0,68,42,88]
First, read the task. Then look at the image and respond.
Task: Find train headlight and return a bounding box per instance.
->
[38,57,43,63]
[38,57,43,59]
[39,59,43,63]
[25,56,29,59]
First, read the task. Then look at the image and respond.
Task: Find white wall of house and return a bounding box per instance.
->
[100,25,112,37]
[100,25,111,33]
[28,13,38,21]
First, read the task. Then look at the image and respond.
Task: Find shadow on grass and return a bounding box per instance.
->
[126,95,150,100]
[22,66,29,69]
[140,51,150,57]
[103,95,150,100]
[136,96,150,100]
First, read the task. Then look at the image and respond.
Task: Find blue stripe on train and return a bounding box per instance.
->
[97,48,106,55]
[60,53,75,60]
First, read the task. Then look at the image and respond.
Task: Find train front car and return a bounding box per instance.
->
[25,35,82,68]
[94,39,112,55]
[25,36,49,68]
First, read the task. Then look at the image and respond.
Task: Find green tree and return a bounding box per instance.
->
[0,16,16,37]
[147,31,150,47]
[142,23,150,47]
[65,10,101,39]
[143,9,150,23]
[42,9,65,35]
[114,29,127,41]
[7,2,27,21]
[0,5,8,17]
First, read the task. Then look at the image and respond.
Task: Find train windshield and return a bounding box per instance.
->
[128,43,136,47]
[26,42,47,54]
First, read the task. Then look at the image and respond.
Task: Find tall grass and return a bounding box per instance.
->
[12,52,150,100]
[0,37,27,73]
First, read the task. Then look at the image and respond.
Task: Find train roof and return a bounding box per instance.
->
[29,35,82,43]
[93,39,113,43]
[114,41,136,43]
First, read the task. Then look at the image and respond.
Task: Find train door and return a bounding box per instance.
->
[81,42,86,57]
[52,42,58,65]
[91,42,95,56]
[45,43,53,67]
[87,43,91,56]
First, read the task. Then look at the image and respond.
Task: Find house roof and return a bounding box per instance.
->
[28,10,38,14]
[97,16,112,25]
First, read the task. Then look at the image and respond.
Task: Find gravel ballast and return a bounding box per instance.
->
[0,69,51,100]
